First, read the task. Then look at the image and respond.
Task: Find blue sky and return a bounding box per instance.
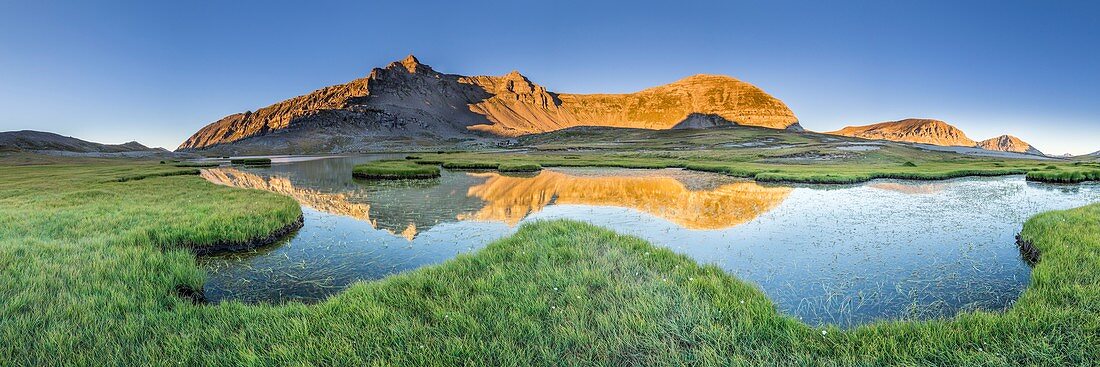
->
[1,1,1097,154]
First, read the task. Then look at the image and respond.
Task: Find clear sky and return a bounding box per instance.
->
[1,1,1097,155]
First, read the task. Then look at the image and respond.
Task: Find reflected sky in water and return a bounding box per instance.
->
[199,155,1100,327]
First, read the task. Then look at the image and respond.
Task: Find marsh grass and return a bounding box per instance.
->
[1027,168,1100,183]
[353,160,441,179]
[497,163,543,172]
[112,167,201,182]
[230,158,271,165]
[440,161,499,170]
[418,152,1048,184]
[173,162,221,168]
[2,160,1099,365]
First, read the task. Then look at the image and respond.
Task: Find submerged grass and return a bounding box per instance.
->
[352,159,441,179]
[2,160,1099,365]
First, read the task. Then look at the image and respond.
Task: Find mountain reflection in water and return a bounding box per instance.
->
[196,157,1100,326]
[203,166,787,237]
[460,171,791,229]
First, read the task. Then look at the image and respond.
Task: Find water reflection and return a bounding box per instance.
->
[869,182,947,195]
[196,156,1100,327]
[203,168,373,221]
[460,171,791,229]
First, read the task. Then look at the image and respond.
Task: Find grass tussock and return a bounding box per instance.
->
[173,162,221,168]
[441,161,500,170]
[229,158,271,165]
[497,163,543,172]
[2,161,1100,365]
[353,160,441,179]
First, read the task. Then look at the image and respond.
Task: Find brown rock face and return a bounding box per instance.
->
[178,55,799,151]
[976,135,1043,155]
[828,119,977,147]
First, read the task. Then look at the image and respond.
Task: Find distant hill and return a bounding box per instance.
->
[976,135,1044,155]
[0,130,168,156]
[178,55,800,153]
[828,119,1044,155]
[828,119,976,147]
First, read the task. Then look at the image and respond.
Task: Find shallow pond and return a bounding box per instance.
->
[199,155,1100,327]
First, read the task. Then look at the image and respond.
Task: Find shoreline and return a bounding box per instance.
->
[186,214,304,256]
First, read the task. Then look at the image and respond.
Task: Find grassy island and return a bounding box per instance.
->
[230,157,271,166]
[353,159,441,179]
[497,162,543,172]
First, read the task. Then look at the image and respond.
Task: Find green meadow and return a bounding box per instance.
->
[402,127,1097,184]
[1,155,1098,366]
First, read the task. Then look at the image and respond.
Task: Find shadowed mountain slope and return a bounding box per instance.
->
[977,135,1043,155]
[0,130,162,153]
[829,119,1044,156]
[828,119,977,147]
[178,55,799,153]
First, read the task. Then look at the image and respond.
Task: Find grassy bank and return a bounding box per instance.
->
[2,161,1099,365]
[1026,163,1100,183]
[352,159,441,179]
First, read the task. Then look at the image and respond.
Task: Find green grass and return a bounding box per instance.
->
[1027,166,1100,183]
[352,159,441,179]
[414,151,1052,184]
[112,167,201,182]
[498,163,543,172]
[441,161,500,170]
[229,158,271,165]
[3,160,1100,365]
[173,162,221,168]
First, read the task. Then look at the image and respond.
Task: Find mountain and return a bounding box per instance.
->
[178,55,800,153]
[827,119,977,147]
[976,135,1044,155]
[0,130,163,154]
[828,119,1047,156]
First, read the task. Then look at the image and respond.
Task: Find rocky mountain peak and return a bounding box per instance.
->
[977,134,1043,155]
[387,54,433,74]
[828,118,977,147]
[178,56,800,152]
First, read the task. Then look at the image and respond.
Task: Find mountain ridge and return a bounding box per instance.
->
[178,55,800,152]
[828,119,977,147]
[0,130,163,153]
[829,119,1044,155]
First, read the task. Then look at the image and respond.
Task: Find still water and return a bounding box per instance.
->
[198,155,1100,327]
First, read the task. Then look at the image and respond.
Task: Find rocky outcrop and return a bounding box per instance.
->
[828,119,1046,155]
[828,119,977,147]
[977,135,1044,155]
[178,55,799,152]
